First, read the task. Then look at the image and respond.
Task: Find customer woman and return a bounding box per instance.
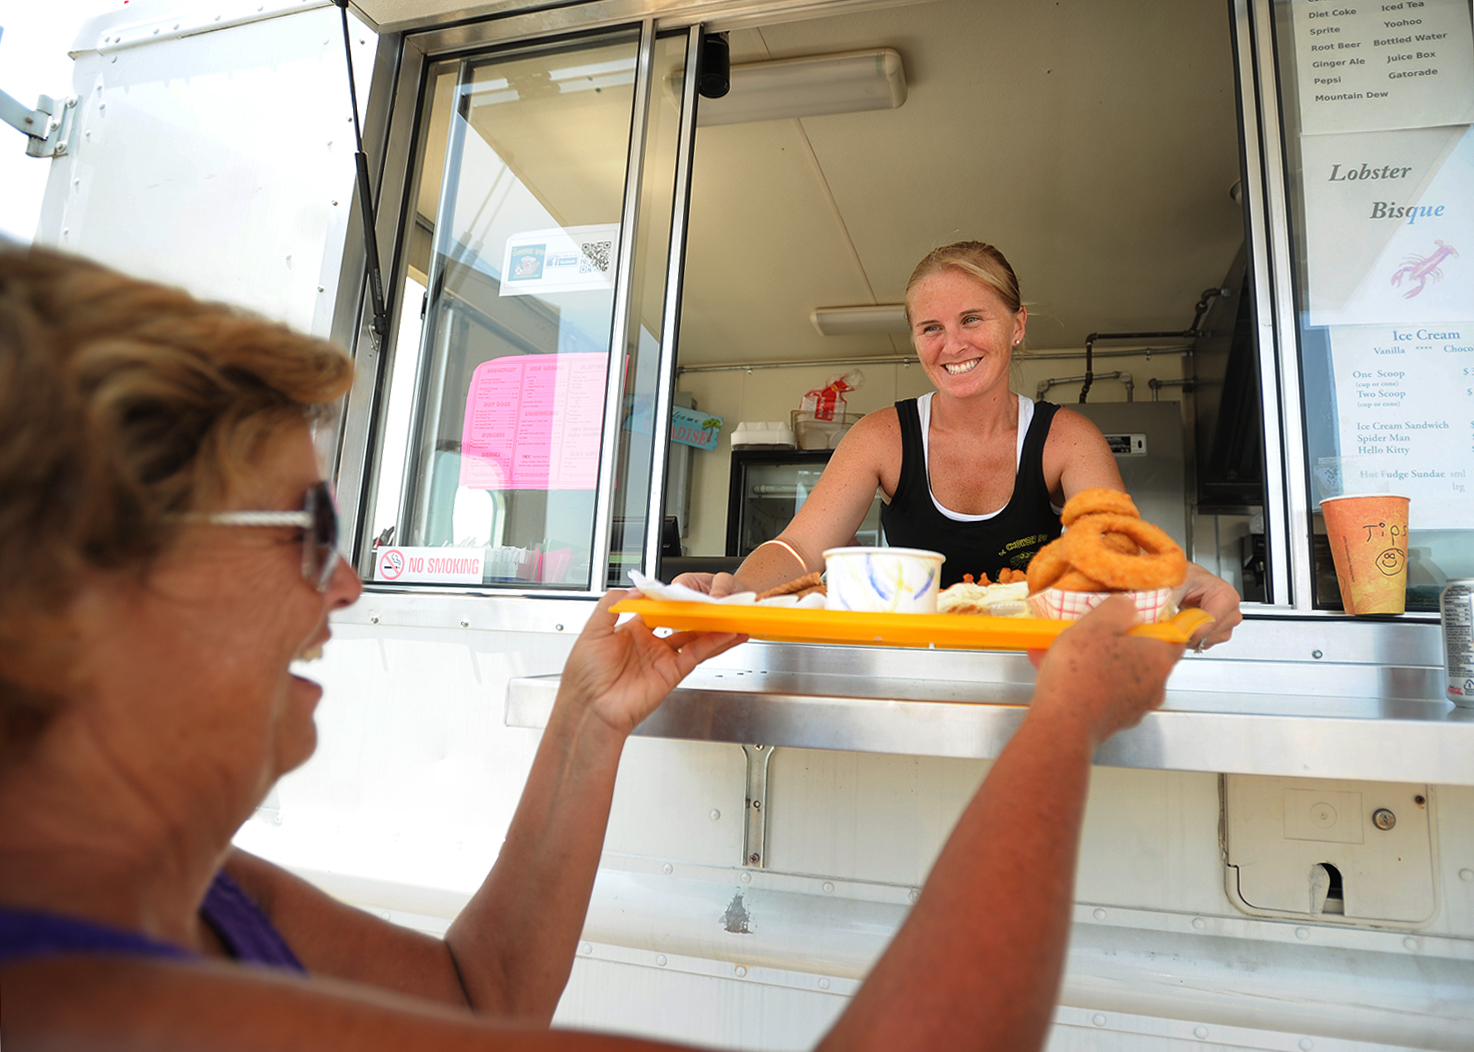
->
[3,248,1184,1051]
[679,241,1240,647]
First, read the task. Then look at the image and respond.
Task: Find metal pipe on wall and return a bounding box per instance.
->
[1038,372,1134,402]
[1149,377,1195,403]
[676,345,1190,376]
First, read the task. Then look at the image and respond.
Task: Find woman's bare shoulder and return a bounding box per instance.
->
[825,406,901,474]
[2,955,670,1051]
[846,405,902,445]
[1044,404,1107,440]
[1041,405,1123,492]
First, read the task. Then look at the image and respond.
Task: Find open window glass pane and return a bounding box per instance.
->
[367,31,640,589]
[606,32,690,587]
[1271,0,1474,610]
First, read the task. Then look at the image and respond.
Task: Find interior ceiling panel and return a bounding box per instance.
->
[679,117,898,363]
[676,0,1245,364]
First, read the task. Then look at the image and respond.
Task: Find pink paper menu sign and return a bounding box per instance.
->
[459,353,608,491]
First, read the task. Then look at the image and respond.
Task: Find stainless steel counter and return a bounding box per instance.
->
[506,616,1474,786]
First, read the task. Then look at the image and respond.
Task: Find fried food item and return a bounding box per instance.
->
[755,571,825,600]
[938,580,1030,616]
[997,567,1028,584]
[1066,514,1186,590]
[1060,487,1139,527]
[1025,491,1186,594]
[1025,537,1074,592]
[1052,569,1108,592]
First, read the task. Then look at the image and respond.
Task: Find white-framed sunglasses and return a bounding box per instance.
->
[181,480,341,592]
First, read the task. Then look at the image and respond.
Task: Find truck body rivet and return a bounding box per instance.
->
[1093,908,1107,921]
[1403,936,1418,951]
[1373,808,1396,830]
[1194,1026,1208,1039]
[656,954,667,966]
[745,856,758,867]
[818,978,830,990]
[822,882,834,893]
[1191,917,1206,930]
[662,863,673,875]
[734,965,746,977]
[459,620,468,628]
[1311,650,1323,660]
[1092,1014,1106,1027]
[1299,1041,1314,1052]
[369,615,379,624]
[709,809,720,821]
[1459,869,1474,882]
[908,888,919,903]
[1295,927,1310,939]
[555,623,564,631]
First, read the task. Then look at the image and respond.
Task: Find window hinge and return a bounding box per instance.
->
[0,90,78,158]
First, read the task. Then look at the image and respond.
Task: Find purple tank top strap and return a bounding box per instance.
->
[0,904,195,967]
[200,870,305,972]
[0,871,303,972]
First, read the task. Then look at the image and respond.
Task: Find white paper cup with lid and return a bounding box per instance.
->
[823,547,946,613]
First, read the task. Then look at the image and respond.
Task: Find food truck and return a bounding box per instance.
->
[14,0,1474,1046]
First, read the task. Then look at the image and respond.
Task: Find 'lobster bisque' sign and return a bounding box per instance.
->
[1300,125,1471,328]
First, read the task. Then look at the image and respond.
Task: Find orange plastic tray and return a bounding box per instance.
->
[612,598,1213,652]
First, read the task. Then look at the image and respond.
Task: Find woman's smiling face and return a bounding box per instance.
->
[68,423,362,829]
[908,268,1026,401]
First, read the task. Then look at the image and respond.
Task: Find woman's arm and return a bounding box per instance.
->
[1042,407,1126,502]
[817,597,1182,1052]
[676,411,899,598]
[438,595,742,1021]
[241,592,743,1022]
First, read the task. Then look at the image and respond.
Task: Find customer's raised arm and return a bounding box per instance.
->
[817,597,1183,1052]
[441,591,744,1022]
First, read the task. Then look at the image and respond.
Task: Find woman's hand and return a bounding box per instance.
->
[671,571,747,598]
[1028,597,1183,747]
[556,590,746,736]
[1178,563,1242,650]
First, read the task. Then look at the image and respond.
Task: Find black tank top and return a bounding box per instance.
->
[880,398,1062,588]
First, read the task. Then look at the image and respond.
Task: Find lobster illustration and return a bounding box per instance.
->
[1391,240,1458,299]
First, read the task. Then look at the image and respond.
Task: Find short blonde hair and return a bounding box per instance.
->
[0,248,353,764]
[904,241,1023,319]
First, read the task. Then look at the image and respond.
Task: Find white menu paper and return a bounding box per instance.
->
[1292,0,1474,135]
[1328,323,1474,527]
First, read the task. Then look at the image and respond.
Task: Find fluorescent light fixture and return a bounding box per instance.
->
[669,48,906,126]
[811,304,910,336]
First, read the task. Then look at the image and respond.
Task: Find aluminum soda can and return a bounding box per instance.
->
[1441,579,1474,707]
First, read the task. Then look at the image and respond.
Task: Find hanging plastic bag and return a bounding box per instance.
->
[799,369,865,421]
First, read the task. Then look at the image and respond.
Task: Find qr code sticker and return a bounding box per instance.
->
[579,241,612,274]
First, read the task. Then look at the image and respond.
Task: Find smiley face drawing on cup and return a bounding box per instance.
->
[1376,546,1408,577]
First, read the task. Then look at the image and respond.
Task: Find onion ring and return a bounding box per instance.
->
[1102,530,1139,556]
[1052,569,1109,592]
[1061,488,1139,527]
[1026,536,1074,593]
[1065,514,1186,589]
